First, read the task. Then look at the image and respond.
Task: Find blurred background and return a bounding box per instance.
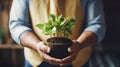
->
[0,0,120,67]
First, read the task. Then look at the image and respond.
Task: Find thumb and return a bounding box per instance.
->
[68,45,76,53]
[37,42,50,53]
[68,40,80,53]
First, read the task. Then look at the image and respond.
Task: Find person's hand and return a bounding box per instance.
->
[60,40,82,66]
[35,41,62,65]
[60,31,97,66]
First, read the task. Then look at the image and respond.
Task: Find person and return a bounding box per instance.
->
[9,0,106,67]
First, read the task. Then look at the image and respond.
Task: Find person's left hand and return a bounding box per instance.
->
[60,40,83,66]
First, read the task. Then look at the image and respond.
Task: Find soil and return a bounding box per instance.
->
[46,37,73,59]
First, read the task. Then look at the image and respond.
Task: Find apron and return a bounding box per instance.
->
[24,0,92,67]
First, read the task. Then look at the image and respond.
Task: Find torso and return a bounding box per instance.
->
[24,0,92,67]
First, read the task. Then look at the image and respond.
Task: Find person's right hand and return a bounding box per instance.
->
[35,41,62,65]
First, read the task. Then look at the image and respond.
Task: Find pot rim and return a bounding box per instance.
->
[46,37,72,45]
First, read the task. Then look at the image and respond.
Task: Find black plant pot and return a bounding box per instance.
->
[46,37,73,59]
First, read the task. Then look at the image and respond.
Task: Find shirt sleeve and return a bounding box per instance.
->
[84,0,106,42]
[9,0,32,45]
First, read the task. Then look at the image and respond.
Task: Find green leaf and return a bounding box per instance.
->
[36,14,76,37]
[45,21,52,27]
[57,14,64,23]
[50,14,55,22]
[67,19,75,28]
[52,26,57,34]
[58,14,62,19]
[60,18,67,26]
[36,24,44,30]
[43,30,52,35]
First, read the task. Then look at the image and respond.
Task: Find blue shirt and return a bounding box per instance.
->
[9,0,106,45]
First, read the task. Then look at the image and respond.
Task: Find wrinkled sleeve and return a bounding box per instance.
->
[84,0,106,42]
[9,0,32,45]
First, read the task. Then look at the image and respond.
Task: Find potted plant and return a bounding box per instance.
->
[36,14,75,59]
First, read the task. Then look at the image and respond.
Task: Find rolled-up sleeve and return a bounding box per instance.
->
[84,0,106,42]
[9,0,32,45]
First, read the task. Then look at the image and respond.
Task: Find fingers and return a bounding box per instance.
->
[36,41,62,65]
[36,41,79,66]
[68,40,81,53]
[36,42,50,53]
[60,52,78,66]
[38,50,62,65]
[59,40,81,66]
